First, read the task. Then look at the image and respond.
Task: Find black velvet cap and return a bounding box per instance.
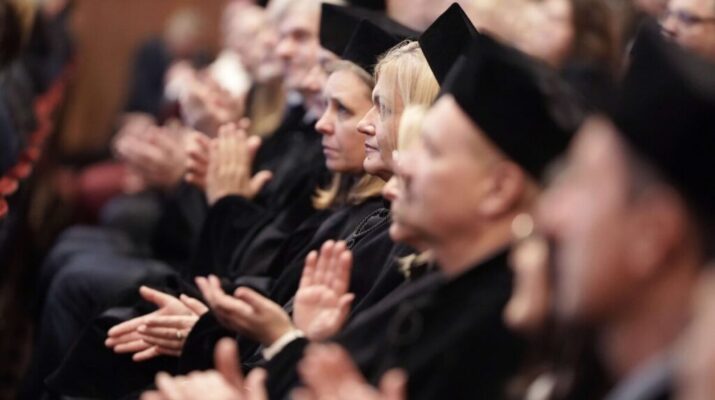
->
[613,23,715,217]
[346,0,386,10]
[419,3,480,84]
[319,3,419,57]
[342,20,403,74]
[441,33,586,180]
[320,4,364,56]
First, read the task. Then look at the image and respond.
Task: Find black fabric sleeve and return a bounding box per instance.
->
[265,337,311,400]
[188,194,272,278]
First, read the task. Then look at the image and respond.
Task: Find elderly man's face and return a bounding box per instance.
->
[276,10,320,91]
[661,0,715,61]
[395,96,498,248]
[536,117,642,324]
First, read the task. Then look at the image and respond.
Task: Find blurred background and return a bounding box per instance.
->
[0,1,227,397]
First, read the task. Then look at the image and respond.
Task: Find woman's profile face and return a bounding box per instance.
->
[315,69,373,174]
[357,73,404,180]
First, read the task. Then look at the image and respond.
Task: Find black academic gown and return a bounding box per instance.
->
[44,106,326,398]
[180,201,413,370]
[266,249,526,400]
[187,106,328,281]
[176,197,388,373]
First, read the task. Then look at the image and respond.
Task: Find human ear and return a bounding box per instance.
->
[627,188,687,280]
[478,162,527,219]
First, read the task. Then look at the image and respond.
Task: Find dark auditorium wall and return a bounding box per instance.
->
[58,0,224,156]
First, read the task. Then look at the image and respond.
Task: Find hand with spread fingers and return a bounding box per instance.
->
[196,275,294,346]
[205,123,273,205]
[105,286,208,362]
[141,338,268,400]
[293,240,355,341]
[294,344,407,400]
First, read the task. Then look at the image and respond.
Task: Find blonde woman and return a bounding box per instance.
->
[358,41,440,181]
[141,44,443,399]
[105,56,386,362]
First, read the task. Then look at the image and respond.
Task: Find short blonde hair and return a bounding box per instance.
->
[394,106,433,279]
[397,105,429,152]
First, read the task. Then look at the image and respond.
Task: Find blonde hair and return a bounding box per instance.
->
[313,61,384,210]
[374,41,439,156]
[327,60,374,90]
[394,105,433,278]
[374,41,440,109]
[313,173,385,210]
[397,105,428,153]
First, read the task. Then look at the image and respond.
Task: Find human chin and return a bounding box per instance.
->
[363,155,387,176]
[552,249,587,322]
[324,158,342,172]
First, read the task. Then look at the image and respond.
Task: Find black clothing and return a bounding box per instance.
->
[266,249,526,400]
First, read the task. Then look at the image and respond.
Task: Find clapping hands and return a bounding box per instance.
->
[105,286,208,361]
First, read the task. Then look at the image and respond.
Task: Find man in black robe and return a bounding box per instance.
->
[263,30,586,400]
[537,25,715,400]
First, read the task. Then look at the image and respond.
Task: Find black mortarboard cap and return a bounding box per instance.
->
[319,3,419,57]
[320,4,363,56]
[346,0,386,11]
[342,19,404,74]
[441,33,586,180]
[613,23,715,217]
[419,3,480,84]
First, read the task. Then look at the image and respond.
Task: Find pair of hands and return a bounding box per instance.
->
[196,240,355,346]
[113,116,188,191]
[141,338,268,400]
[105,286,208,361]
[107,240,355,362]
[294,343,406,400]
[185,122,272,205]
[179,74,246,137]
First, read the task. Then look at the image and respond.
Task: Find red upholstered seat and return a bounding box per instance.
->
[0,197,7,219]
[0,177,18,196]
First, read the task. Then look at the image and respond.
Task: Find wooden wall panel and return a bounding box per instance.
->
[58,0,226,155]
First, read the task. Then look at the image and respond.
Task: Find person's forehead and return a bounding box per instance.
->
[280,10,318,34]
[423,97,475,146]
[326,70,361,95]
[569,117,626,177]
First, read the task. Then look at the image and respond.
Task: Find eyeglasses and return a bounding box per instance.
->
[661,9,715,27]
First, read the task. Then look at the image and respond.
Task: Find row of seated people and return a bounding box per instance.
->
[18,0,715,399]
[21,0,609,397]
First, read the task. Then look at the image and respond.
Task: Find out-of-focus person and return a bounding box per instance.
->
[537,26,715,400]
[661,0,715,62]
[511,0,621,109]
[676,266,715,400]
